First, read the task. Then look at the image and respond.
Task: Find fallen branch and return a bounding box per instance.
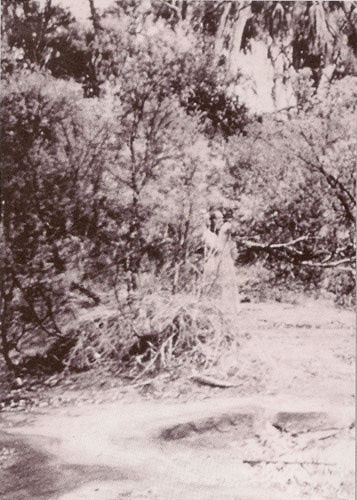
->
[191,372,240,389]
[243,459,336,467]
[70,282,101,305]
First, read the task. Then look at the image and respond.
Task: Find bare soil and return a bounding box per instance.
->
[0,299,355,500]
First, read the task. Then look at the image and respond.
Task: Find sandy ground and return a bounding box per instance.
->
[0,300,355,499]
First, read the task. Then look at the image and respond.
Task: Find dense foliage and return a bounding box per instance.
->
[1,0,356,377]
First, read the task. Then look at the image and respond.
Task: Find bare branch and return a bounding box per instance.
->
[240,236,355,270]
[289,148,355,223]
[160,0,179,13]
[301,258,355,270]
[242,235,309,251]
[297,130,356,206]
[70,282,101,305]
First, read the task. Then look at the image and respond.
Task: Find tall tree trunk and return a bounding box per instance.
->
[214,2,232,57]
[228,3,253,78]
[180,1,188,21]
[0,280,18,374]
[88,0,101,35]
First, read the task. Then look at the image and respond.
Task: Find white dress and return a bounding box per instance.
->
[202,222,240,317]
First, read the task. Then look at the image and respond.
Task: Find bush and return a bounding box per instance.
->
[63,291,237,377]
[1,70,114,371]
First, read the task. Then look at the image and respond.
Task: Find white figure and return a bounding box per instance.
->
[201,213,240,317]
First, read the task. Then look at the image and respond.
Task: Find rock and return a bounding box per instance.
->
[272,411,337,435]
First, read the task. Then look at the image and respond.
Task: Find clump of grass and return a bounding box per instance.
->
[129,291,237,377]
[63,289,238,379]
[63,302,137,372]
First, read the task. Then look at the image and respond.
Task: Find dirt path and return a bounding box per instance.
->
[0,300,355,499]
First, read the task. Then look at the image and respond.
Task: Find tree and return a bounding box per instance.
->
[3,1,71,67]
[88,8,253,136]
[99,20,234,288]
[1,0,101,94]
[122,1,357,101]
[254,2,357,83]
[1,1,355,378]
[225,72,356,297]
[1,70,114,371]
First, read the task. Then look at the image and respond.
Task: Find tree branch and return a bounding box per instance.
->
[298,130,356,206]
[242,235,309,251]
[301,258,355,270]
[11,273,64,339]
[290,148,355,224]
[70,282,101,305]
[160,1,179,13]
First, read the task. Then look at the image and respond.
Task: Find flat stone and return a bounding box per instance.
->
[272,411,338,434]
[160,412,255,441]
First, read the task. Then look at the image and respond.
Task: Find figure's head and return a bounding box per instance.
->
[209,209,223,233]
[223,209,233,223]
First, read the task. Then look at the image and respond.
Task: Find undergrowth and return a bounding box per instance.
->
[63,289,237,380]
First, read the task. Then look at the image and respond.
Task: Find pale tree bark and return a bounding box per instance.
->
[227,2,253,78]
[214,2,232,58]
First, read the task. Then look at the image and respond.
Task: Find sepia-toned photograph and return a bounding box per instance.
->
[1,1,356,498]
